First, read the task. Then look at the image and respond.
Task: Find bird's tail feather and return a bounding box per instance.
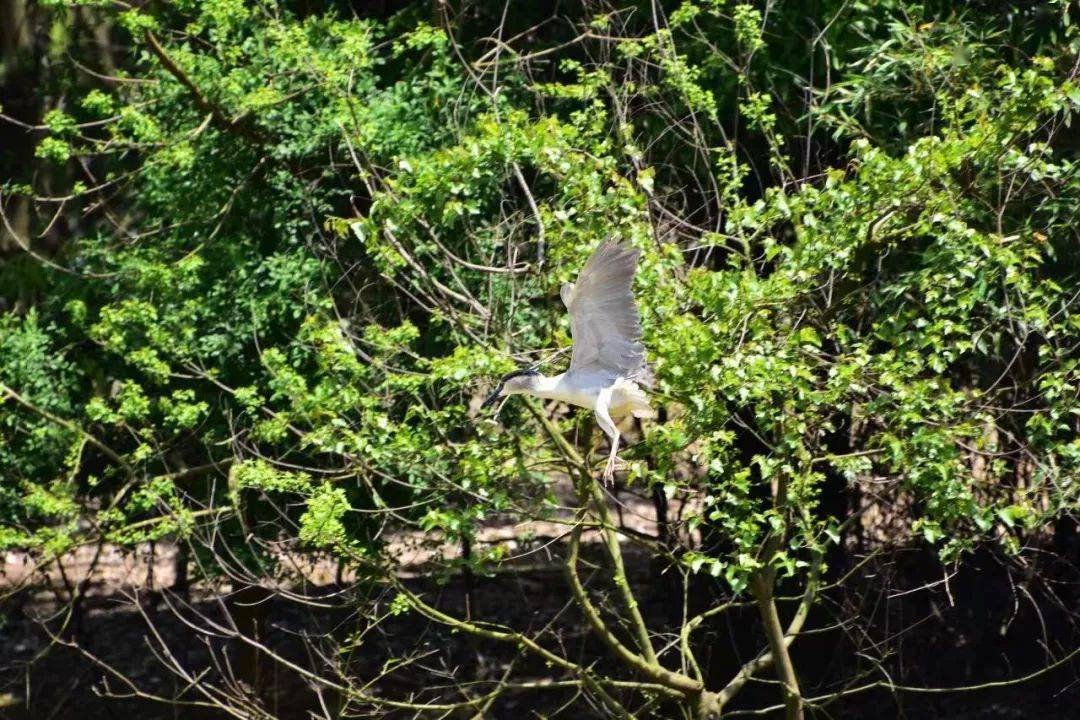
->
[614,378,655,419]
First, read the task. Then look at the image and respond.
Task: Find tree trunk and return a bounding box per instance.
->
[752,572,803,720]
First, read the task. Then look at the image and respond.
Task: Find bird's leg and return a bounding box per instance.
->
[603,432,621,485]
[594,390,621,485]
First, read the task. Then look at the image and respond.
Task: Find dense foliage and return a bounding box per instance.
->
[2,1,1078,718]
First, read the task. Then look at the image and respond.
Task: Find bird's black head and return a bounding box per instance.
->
[481,369,541,410]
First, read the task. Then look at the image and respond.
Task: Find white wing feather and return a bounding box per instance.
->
[562,239,646,379]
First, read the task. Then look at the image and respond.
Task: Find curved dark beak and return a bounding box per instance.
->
[480,388,502,410]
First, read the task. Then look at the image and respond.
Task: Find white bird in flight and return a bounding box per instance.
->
[482,239,654,482]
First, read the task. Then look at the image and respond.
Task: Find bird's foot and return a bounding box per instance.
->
[601,456,627,486]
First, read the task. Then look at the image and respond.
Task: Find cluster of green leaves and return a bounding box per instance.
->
[2,0,1077,603]
[2,1,518,557]
[636,3,1080,582]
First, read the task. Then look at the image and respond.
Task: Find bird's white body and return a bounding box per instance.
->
[485,239,653,482]
[525,372,652,419]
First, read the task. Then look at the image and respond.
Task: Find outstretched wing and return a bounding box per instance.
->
[562,239,646,378]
